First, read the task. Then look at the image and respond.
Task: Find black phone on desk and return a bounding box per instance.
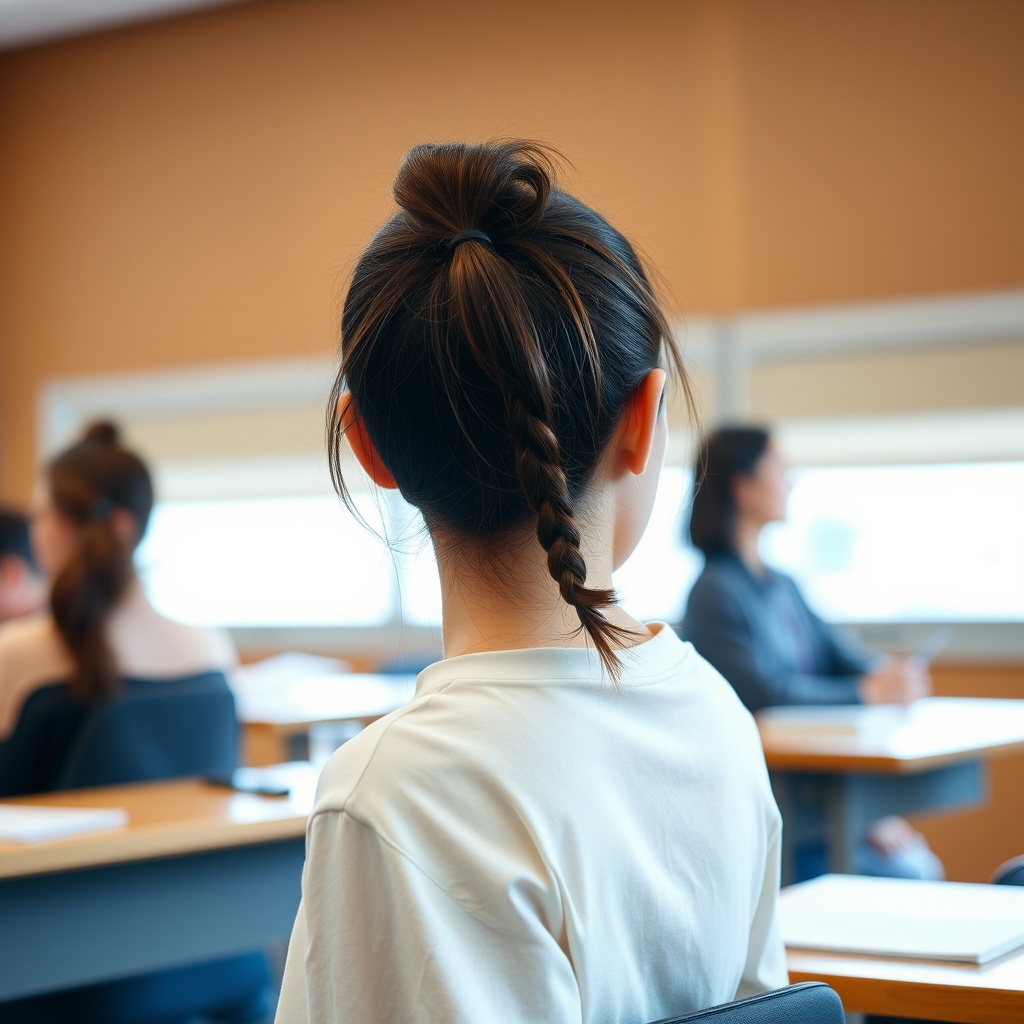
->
[202,768,291,798]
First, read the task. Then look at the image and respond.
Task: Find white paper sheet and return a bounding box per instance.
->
[0,804,129,844]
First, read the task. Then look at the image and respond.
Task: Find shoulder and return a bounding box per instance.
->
[111,594,238,677]
[308,689,544,917]
[767,568,808,603]
[690,554,747,596]
[0,614,67,676]
[165,622,237,671]
[313,687,481,823]
[685,556,749,623]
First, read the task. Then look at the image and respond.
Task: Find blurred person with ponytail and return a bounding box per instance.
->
[682,426,942,882]
[0,421,235,796]
[276,142,786,1024]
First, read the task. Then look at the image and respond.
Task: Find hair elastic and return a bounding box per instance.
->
[447,229,492,253]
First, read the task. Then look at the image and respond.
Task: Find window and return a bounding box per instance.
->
[137,494,397,627]
[760,462,1024,623]
[137,467,699,630]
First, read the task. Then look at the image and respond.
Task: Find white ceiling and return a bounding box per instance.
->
[0,0,248,51]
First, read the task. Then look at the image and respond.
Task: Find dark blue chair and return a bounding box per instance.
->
[992,855,1024,887]
[0,672,271,1024]
[648,982,844,1024]
[54,672,238,788]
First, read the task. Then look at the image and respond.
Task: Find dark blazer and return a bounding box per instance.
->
[681,551,877,713]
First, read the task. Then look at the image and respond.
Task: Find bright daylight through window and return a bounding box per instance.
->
[137,463,1024,630]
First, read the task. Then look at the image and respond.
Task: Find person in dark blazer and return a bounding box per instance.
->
[0,509,45,625]
[681,425,942,881]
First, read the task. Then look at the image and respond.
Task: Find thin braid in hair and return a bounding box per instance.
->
[443,174,638,671]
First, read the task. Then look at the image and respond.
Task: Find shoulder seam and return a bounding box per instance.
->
[309,805,531,941]
[322,680,458,808]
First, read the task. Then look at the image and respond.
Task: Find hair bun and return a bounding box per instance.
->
[83,420,120,445]
[393,141,557,242]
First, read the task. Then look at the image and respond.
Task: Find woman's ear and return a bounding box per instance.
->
[336,394,399,490]
[110,507,139,546]
[610,369,667,478]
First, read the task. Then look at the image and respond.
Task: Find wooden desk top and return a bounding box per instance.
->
[781,874,1024,1023]
[788,944,1024,1023]
[235,673,417,733]
[759,698,1024,774]
[0,764,317,881]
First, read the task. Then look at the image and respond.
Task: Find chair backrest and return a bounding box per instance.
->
[647,982,844,1024]
[54,671,238,790]
[992,854,1024,887]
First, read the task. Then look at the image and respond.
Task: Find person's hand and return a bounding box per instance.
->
[865,816,926,856]
[858,656,932,705]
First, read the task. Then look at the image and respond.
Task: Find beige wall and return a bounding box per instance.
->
[1,0,1023,499]
[749,340,1024,421]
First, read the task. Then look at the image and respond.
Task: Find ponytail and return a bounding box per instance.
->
[50,515,133,700]
[329,141,690,675]
[46,421,153,701]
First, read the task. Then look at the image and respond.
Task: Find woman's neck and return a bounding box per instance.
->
[433,524,648,660]
[732,515,766,577]
[105,572,151,624]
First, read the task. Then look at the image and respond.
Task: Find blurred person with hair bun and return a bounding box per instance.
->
[0,423,274,1024]
[0,421,235,794]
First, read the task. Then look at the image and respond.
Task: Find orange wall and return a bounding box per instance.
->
[0,0,1022,500]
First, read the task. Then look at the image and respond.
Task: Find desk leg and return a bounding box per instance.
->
[771,773,834,885]
[828,762,985,873]
[772,762,985,883]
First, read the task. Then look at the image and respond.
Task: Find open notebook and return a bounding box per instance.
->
[0,804,128,844]
[780,874,1024,965]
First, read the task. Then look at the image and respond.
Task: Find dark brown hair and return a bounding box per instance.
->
[47,421,154,701]
[328,141,691,673]
[687,426,771,556]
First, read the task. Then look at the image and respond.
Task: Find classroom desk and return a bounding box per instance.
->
[6,769,1024,1021]
[236,672,417,765]
[0,765,316,1002]
[787,946,1024,1023]
[781,875,1024,1024]
[758,698,1024,884]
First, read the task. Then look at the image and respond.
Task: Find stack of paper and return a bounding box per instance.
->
[758,704,907,739]
[0,804,128,844]
[780,874,1024,965]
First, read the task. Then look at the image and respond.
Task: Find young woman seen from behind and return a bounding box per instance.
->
[277,141,787,1024]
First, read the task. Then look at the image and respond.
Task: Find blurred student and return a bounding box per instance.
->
[0,509,46,623]
[0,422,236,795]
[0,422,269,1024]
[276,141,787,1024]
[682,426,942,880]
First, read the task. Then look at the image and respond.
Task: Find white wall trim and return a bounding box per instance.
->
[675,288,1024,419]
[39,355,336,456]
[775,406,1024,466]
[727,289,1024,362]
